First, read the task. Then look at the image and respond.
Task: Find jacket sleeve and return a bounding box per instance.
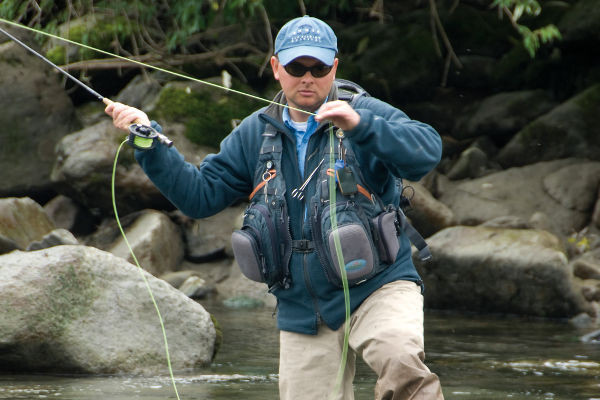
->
[344,96,442,182]
[134,127,254,219]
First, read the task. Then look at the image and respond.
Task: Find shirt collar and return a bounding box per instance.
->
[282,97,329,131]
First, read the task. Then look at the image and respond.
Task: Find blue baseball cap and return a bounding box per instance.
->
[274,15,338,66]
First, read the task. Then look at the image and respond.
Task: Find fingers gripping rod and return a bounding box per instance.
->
[0,26,172,148]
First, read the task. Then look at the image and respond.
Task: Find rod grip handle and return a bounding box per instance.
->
[103,97,142,124]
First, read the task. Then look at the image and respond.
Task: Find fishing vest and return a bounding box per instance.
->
[231,80,430,290]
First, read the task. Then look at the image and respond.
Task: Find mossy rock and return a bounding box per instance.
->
[559,0,600,43]
[152,79,263,148]
[496,83,600,167]
[338,10,439,102]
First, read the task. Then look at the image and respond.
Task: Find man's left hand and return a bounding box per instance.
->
[315,100,360,131]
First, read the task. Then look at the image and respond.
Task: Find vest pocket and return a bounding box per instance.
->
[372,210,401,264]
[313,201,380,287]
[231,228,266,283]
[231,203,289,289]
[327,223,375,285]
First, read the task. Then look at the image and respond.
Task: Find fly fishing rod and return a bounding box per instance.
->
[0,26,172,150]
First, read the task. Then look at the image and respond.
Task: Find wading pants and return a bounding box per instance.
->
[279,280,444,400]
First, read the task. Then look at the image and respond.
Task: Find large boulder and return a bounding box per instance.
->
[0,245,216,374]
[496,84,600,167]
[0,36,80,197]
[414,226,592,318]
[558,0,600,44]
[438,159,596,236]
[403,181,455,238]
[453,90,556,140]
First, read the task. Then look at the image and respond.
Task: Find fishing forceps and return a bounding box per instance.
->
[292,158,325,200]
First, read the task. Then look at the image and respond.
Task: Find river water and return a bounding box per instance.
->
[1,300,599,400]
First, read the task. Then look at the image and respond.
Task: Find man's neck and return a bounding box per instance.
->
[288,107,312,123]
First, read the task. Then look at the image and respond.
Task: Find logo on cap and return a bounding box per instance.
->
[290,24,322,44]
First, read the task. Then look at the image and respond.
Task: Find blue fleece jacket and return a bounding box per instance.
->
[135,81,442,335]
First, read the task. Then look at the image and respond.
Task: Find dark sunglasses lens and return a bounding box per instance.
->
[284,62,332,77]
[311,64,332,77]
[284,63,307,77]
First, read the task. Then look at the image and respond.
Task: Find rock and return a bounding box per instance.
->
[570,313,596,329]
[337,13,439,102]
[177,259,231,286]
[178,203,246,261]
[0,245,216,374]
[572,249,600,280]
[26,228,79,251]
[580,329,600,344]
[179,276,215,299]
[50,120,169,215]
[497,84,600,167]
[438,159,591,236]
[453,90,556,140]
[160,270,203,289]
[216,259,276,309]
[580,280,600,302]
[529,211,553,232]
[223,295,266,309]
[558,0,600,44]
[543,162,600,212]
[115,73,162,110]
[446,147,489,180]
[51,116,214,215]
[414,226,592,318]
[108,210,184,276]
[403,181,455,238]
[0,197,55,250]
[0,37,80,197]
[43,195,95,235]
[593,189,600,228]
[481,216,530,229]
[0,235,20,254]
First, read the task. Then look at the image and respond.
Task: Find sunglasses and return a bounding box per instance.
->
[284,62,333,78]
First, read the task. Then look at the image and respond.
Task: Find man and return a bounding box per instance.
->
[106,15,444,400]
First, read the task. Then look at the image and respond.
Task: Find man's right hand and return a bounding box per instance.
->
[104,101,151,131]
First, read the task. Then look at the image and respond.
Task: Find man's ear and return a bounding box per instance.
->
[270,56,280,81]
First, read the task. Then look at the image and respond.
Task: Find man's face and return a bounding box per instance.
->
[271,56,338,116]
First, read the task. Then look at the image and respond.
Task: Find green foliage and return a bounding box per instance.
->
[491,0,562,57]
[519,24,562,57]
[45,44,66,64]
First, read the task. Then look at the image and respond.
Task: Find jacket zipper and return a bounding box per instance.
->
[302,253,322,328]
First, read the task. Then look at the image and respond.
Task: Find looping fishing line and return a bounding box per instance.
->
[112,140,181,400]
[0,17,351,400]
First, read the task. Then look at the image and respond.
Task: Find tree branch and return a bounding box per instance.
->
[428,0,463,86]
